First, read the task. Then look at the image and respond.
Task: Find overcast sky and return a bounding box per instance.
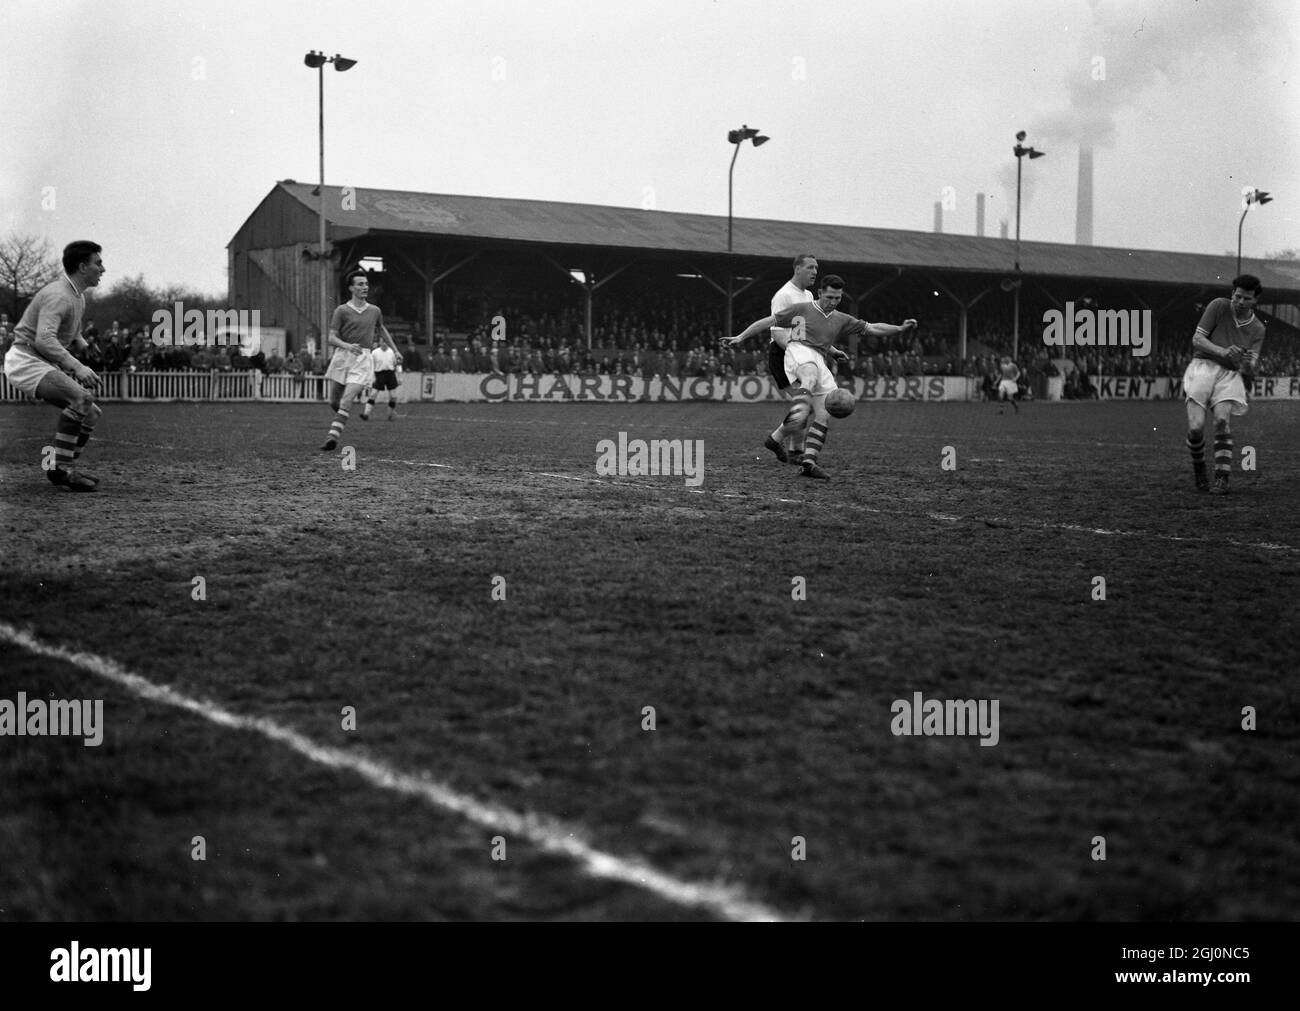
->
[2,0,1296,295]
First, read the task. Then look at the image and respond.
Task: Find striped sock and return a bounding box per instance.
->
[1213,430,1233,476]
[803,421,829,463]
[73,404,101,461]
[327,408,349,442]
[54,409,81,471]
[1186,429,1205,474]
[774,393,811,441]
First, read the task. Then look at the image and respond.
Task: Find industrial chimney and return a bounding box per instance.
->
[1076,146,1094,245]
[933,201,943,233]
[976,193,986,237]
[1000,220,1009,240]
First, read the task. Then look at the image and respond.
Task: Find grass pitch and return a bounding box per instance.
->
[1,398,1297,921]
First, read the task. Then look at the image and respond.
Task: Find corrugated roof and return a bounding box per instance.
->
[271,181,1300,294]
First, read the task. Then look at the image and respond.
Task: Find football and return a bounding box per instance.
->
[826,387,856,418]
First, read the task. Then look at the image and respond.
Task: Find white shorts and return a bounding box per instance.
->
[325,347,374,388]
[998,378,1019,398]
[1183,359,1247,416]
[784,342,838,397]
[2,343,59,396]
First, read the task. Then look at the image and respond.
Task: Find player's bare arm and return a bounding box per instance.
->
[862,319,918,338]
[725,313,779,346]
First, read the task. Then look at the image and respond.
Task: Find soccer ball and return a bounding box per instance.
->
[825,387,856,419]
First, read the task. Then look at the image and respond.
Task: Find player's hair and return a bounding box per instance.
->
[345,269,368,287]
[819,274,846,292]
[62,241,102,274]
[793,253,817,271]
[1231,274,1263,296]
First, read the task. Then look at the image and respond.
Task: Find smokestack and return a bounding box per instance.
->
[1076,146,1094,245]
[999,220,1009,240]
[976,193,986,237]
[933,201,943,233]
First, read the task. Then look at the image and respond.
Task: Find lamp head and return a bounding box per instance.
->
[333,55,357,72]
[304,51,327,68]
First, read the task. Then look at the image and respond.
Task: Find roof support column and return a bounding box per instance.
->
[545,257,635,349]
[396,248,478,348]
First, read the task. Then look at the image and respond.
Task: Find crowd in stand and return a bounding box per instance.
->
[3,296,1296,386]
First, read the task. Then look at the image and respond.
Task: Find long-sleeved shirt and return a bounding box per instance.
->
[11,275,86,369]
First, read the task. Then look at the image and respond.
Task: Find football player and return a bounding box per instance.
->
[727,275,916,480]
[1,241,105,491]
[320,271,400,450]
[1182,275,1266,494]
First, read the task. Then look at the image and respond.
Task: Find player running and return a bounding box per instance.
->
[1182,274,1266,494]
[320,271,399,451]
[361,342,402,421]
[727,274,916,479]
[767,254,818,461]
[1,241,106,491]
[996,356,1021,413]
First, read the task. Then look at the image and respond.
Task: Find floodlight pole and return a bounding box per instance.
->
[725,125,768,338]
[317,60,326,357]
[304,51,356,357]
[727,141,740,338]
[1011,132,1044,361]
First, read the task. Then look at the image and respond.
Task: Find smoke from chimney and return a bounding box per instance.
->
[1076,147,1094,245]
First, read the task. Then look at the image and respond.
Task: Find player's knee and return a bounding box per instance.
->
[73,390,96,415]
[784,401,811,428]
[83,401,103,427]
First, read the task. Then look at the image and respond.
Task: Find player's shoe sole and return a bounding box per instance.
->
[800,462,829,480]
[320,438,338,452]
[764,436,788,463]
[47,468,97,492]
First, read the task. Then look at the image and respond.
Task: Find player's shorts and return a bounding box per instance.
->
[371,369,399,391]
[767,341,791,390]
[784,341,838,397]
[998,378,1019,398]
[325,346,375,387]
[1182,358,1247,416]
[2,343,60,397]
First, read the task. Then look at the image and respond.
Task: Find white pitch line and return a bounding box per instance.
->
[371,457,454,469]
[529,472,1299,553]
[0,622,788,923]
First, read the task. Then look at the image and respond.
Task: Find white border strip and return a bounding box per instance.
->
[0,622,789,923]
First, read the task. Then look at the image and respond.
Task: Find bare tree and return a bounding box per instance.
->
[0,233,60,321]
[1265,248,1299,261]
